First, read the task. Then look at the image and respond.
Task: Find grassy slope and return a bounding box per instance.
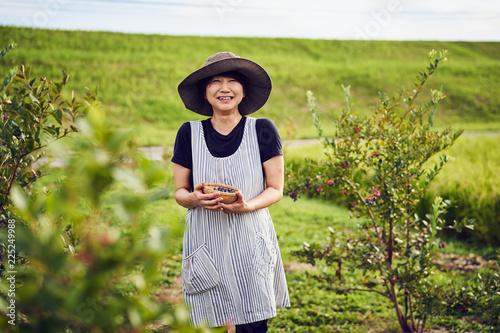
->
[1,26,499,146]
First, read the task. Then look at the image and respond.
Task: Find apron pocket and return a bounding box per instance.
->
[182,243,220,295]
[254,232,277,279]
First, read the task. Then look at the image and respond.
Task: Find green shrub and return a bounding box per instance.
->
[286,135,500,247]
[0,108,196,331]
[285,50,499,333]
[0,44,205,332]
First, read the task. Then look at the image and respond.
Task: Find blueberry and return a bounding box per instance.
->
[213,186,235,194]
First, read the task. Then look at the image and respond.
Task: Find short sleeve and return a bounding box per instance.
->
[171,122,192,170]
[256,118,283,163]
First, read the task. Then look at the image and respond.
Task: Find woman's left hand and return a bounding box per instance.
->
[221,155,285,214]
[221,192,249,214]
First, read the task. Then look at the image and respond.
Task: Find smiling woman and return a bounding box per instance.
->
[204,74,245,115]
[171,51,290,332]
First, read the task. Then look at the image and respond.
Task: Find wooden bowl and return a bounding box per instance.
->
[203,183,240,204]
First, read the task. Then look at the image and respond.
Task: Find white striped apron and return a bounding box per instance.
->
[182,117,290,327]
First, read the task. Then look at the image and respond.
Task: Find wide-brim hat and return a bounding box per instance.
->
[178,52,272,116]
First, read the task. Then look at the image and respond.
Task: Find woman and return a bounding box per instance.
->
[172,51,290,332]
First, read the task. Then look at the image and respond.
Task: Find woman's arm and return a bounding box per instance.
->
[222,155,284,214]
[173,163,224,211]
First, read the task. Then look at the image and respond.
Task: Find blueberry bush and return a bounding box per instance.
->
[285,50,499,332]
[0,43,90,222]
[0,44,205,332]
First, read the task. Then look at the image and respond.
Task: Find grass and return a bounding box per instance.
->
[269,197,398,333]
[1,26,500,146]
[137,128,498,331]
[30,137,498,332]
[425,134,500,245]
[124,146,497,331]
[142,190,496,332]
[268,197,497,332]
[272,196,357,263]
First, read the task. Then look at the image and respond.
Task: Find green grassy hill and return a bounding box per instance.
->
[1,26,499,145]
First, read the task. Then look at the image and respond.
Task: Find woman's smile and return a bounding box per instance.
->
[206,76,245,113]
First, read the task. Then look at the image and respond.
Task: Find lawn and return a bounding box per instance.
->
[134,144,498,332]
[144,189,496,332]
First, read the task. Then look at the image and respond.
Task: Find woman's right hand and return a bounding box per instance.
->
[173,163,223,210]
[193,182,224,211]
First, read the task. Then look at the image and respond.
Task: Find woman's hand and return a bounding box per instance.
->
[174,154,284,213]
[221,155,284,214]
[221,191,248,214]
[193,182,224,211]
[173,163,224,211]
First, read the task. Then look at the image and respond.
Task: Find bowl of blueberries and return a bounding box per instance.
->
[203,183,240,204]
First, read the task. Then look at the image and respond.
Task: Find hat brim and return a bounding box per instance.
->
[178,57,272,116]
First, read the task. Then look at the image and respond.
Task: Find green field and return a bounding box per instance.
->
[2,26,499,332]
[1,26,499,146]
[143,193,497,332]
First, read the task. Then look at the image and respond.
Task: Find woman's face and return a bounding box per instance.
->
[205,76,245,114]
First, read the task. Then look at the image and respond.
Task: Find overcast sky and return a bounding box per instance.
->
[1,0,499,41]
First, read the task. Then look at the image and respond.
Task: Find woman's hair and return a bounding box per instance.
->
[198,71,248,97]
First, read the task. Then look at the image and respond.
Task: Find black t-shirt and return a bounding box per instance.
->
[171,117,283,171]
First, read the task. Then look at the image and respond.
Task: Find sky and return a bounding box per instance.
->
[0,0,499,41]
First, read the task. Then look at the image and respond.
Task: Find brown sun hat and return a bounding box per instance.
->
[178,51,272,116]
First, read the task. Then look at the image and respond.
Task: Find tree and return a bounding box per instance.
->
[285,50,484,333]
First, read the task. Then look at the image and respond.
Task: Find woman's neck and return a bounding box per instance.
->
[210,112,243,135]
